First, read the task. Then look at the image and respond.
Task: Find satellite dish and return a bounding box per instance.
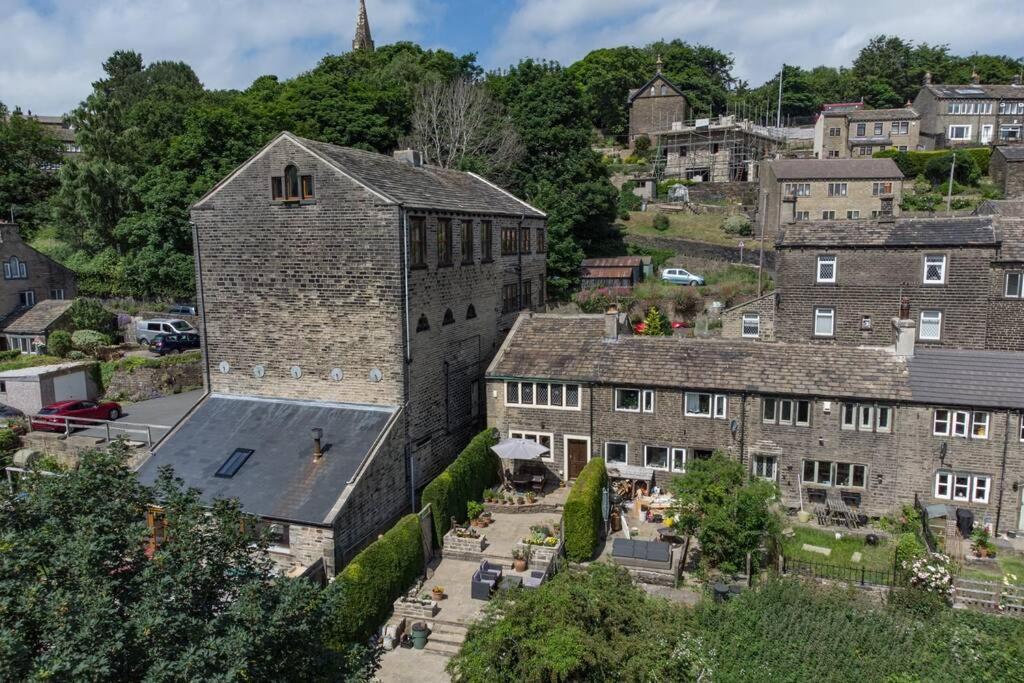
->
[252,365,265,379]
[218,361,230,374]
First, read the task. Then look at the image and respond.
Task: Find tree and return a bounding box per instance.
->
[407,78,522,183]
[0,104,64,236]
[0,445,360,681]
[449,563,712,681]
[47,329,72,357]
[640,305,671,336]
[68,298,117,334]
[669,451,778,572]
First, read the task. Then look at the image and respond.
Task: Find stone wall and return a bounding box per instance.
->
[991,152,1024,199]
[103,358,204,401]
[986,264,1024,351]
[763,174,904,238]
[628,77,687,143]
[0,223,77,320]
[720,293,777,341]
[685,181,758,206]
[442,527,487,561]
[623,233,777,273]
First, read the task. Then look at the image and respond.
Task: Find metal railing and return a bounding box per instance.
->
[32,414,171,448]
[781,554,904,588]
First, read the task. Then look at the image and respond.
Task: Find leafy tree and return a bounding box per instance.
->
[0,104,64,236]
[0,445,360,681]
[68,298,117,334]
[640,305,671,336]
[449,563,712,681]
[925,151,982,187]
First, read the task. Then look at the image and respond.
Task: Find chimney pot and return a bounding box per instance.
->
[604,304,620,341]
[393,149,422,167]
[312,427,324,461]
[971,70,981,85]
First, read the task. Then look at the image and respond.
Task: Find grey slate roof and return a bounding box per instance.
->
[923,84,1024,100]
[1,299,73,334]
[996,217,1024,262]
[581,257,643,267]
[293,134,545,218]
[996,146,1024,162]
[136,394,396,525]
[908,349,1024,410]
[975,200,1024,218]
[488,314,911,401]
[846,108,918,121]
[777,216,997,248]
[768,158,903,180]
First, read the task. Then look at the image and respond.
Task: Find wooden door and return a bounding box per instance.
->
[567,439,589,479]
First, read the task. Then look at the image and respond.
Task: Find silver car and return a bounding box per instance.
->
[136,319,198,345]
[661,268,705,286]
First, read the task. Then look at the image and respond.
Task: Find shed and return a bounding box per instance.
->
[990,146,1024,199]
[0,361,98,416]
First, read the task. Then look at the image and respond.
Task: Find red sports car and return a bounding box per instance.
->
[32,399,123,432]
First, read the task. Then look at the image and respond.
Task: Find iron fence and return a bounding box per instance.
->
[781,554,905,588]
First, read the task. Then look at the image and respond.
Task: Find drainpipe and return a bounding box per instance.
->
[190,221,212,391]
[517,211,525,308]
[400,207,415,512]
[738,393,748,466]
[995,408,1011,533]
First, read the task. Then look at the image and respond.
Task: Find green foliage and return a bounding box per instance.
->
[639,305,671,336]
[673,287,703,319]
[0,354,63,373]
[656,177,694,197]
[420,429,500,546]
[670,452,778,572]
[652,213,670,231]
[45,330,72,358]
[71,329,111,355]
[876,147,988,187]
[925,151,982,186]
[0,349,19,362]
[617,182,643,216]
[632,134,652,161]
[68,298,117,334]
[626,243,675,268]
[901,192,942,212]
[0,107,64,236]
[467,500,484,520]
[0,445,344,681]
[563,458,607,562]
[323,514,424,646]
[0,428,20,466]
[450,563,711,682]
[722,214,753,236]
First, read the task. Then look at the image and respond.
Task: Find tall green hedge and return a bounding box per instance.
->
[874,147,991,180]
[324,513,424,646]
[563,458,608,562]
[420,429,500,547]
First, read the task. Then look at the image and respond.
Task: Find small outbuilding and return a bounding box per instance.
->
[1,299,74,353]
[991,145,1024,199]
[0,361,98,417]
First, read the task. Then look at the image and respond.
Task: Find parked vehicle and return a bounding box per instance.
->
[166,304,197,316]
[661,268,705,286]
[32,399,123,432]
[135,319,198,345]
[151,333,201,356]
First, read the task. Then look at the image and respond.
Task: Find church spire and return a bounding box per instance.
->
[353,0,374,52]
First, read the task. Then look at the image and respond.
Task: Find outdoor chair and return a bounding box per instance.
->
[522,570,545,589]
[472,567,500,600]
[479,560,503,580]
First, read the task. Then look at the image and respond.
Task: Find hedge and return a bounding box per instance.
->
[324,513,424,646]
[420,429,500,547]
[563,458,608,562]
[874,147,991,180]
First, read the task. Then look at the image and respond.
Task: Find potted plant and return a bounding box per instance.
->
[431,585,445,601]
[972,527,996,558]
[483,488,495,503]
[516,495,525,506]
[512,546,530,572]
[526,491,537,504]
[467,500,485,526]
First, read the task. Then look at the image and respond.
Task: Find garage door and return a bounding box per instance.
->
[53,371,88,402]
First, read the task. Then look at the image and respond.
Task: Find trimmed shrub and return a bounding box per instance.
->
[652,213,670,231]
[722,214,752,236]
[324,514,424,646]
[633,134,652,161]
[71,329,111,356]
[420,429,501,546]
[876,147,990,182]
[47,330,72,358]
[618,182,642,215]
[894,532,925,567]
[68,298,117,335]
[0,350,21,362]
[563,458,607,562]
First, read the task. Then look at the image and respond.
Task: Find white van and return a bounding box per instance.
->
[135,319,198,345]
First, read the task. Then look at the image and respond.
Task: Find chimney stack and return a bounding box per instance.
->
[892,317,916,357]
[312,427,324,461]
[1013,74,1022,87]
[899,295,910,319]
[923,71,932,85]
[604,304,620,341]
[971,69,981,85]
[393,149,422,167]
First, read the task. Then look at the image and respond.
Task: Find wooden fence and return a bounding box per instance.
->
[953,577,1024,615]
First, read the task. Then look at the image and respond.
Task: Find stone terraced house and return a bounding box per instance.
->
[813,105,920,159]
[722,214,1024,351]
[487,312,1024,534]
[135,132,546,577]
[912,75,1024,149]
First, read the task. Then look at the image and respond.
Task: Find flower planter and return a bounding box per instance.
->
[431,590,445,602]
[513,558,528,572]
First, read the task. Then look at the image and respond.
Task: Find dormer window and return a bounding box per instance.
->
[271,165,314,201]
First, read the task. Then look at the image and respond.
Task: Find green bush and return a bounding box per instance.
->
[627,244,675,269]
[563,458,607,562]
[68,298,117,334]
[0,428,20,461]
[618,182,643,215]
[876,147,990,183]
[925,151,981,186]
[47,330,73,358]
[71,329,111,355]
[633,135,652,161]
[656,177,694,197]
[420,429,501,546]
[0,350,20,362]
[722,214,753,236]
[894,532,925,567]
[652,213,670,231]
[323,514,424,646]
[673,287,703,318]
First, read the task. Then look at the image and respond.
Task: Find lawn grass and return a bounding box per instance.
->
[960,554,1024,584]
[782,526,895,573]
[621,211,764,248]
[0,355,65,373]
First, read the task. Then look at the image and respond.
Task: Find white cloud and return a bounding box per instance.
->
[487,0,1024,86]
[0,0,429,113]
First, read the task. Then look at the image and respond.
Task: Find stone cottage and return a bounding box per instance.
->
[990,145,1024,198]
[135,132,547,577]
[628,58,689,146]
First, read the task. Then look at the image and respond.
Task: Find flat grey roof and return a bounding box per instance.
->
[908,349,1024,410]
[135,394,396,525]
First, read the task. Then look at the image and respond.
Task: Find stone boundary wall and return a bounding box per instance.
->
[483,501,561,515]
[685,181,758,206]
[624,234,777,273]
[103,359,203,402]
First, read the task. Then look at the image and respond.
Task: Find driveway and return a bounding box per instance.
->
[79,389,205,444]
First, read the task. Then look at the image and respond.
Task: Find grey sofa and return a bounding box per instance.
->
[611,539,673,570]
[471,561,503,601]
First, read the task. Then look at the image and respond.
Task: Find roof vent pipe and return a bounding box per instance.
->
[312,427,324,461]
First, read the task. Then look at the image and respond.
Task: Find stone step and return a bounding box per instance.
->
[423,639,462,657]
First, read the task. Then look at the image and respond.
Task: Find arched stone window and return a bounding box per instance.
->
[466,304,476,320]
[3,256,26,280]
[443,309,455,325]
[661,85,668,96]
[271,165,315,201]
[416,314,430,332]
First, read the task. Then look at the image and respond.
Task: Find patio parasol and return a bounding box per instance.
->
[491,438,549,490]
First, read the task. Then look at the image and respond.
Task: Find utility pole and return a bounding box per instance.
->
[757,190,768,296]
[776,65,784,129]
[946,152,956,213]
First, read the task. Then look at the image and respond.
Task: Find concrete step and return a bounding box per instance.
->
[423,639,462,657]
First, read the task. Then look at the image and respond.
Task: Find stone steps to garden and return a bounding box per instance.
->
[424,622,469,658]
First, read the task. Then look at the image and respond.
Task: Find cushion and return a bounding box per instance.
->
[644,542,670,563]
[612,539,634,558]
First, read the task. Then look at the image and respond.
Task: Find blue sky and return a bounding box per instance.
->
[2,0,1022,114]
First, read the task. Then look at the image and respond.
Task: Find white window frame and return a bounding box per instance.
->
[784,182,810,197]
[923,255,946,284]
[947,124,971,140]
[1005,272,1022,298]
[971,411,989,440]
[816,255,837,283]
[644,445,669,471]
[842,403,857,430]
[834,463,867,489]
[604,441,628,465]
[684,392,713,418]
[973,476,991,504]
[795,400,811,427]
[876,405,892,433]
[49,288,65,300]
[933,409,950,436]
[795,210,810,220]
[952,474,970,502]
[827,182,848,197]
[713,394,727,419]
[741,313,760,338]
[509,430,555,462]
[935,471,952,499]
[670,447,687,473]
[802,459,834,487]
[19,290,35,307]
[952,410,969,437]
[814,307,835,337]
[919,310,942,341]
[505,381,581,410]
[778,399,794,425]
[753,454,777,481]
[642,389,655,414]
[614,388,642,413]
[858,404,874,431]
